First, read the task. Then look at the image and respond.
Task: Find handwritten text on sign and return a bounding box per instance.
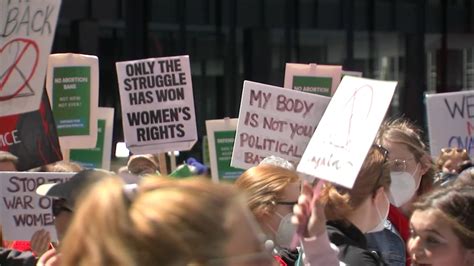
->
[0,172,74,241]
[426,91,474,158]
[297,76,397,189]
[231,81,330,169]
[116,56,197,151]
[0,0,61,116]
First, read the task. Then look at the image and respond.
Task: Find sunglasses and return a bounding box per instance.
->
[52,199,73,217]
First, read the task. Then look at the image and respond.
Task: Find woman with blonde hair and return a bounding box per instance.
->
[59,176,274,266]
[321,145,391,265]
[236,158,339,266]
[366,118,435,266]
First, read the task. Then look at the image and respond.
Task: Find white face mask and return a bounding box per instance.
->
[368,191,390,233]
[389,164,420,207]
[272,212,297,248]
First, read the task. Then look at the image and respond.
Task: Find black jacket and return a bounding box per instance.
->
[327,220,386,266]
[0,248,37,266]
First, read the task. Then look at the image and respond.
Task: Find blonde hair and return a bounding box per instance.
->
[320,146,391,221]
[377,118,435,194]
[235,164,299,221]
[60,177,243,266]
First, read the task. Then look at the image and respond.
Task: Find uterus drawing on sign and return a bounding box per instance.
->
[0,38,39,101]
[327,85,374,152]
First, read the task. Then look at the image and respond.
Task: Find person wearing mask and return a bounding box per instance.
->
[320,145,390,265]
[58,177,274,266]
[408,185,474,266]
[236,156,339,266]
[366,118,435,266]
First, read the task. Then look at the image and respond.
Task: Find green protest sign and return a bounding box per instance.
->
[292,76,332,96]
[214,130,244,181]
[52,66,91,136]
[69,119,105,168]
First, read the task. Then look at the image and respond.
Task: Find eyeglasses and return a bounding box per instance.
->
[389,158,415,172]
[52,199,73,217]
[272,200,298,206]
[372,144,389,192]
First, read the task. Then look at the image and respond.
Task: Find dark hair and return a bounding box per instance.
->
[413,185,474,249]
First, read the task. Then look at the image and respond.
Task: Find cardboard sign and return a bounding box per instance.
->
[46,53,99,150]
[116,55,197,154]
[0,89,62,171]
[297,76,397,188]
[231,81,330,169]
[0,172,74,241]
[206,118,244,182]
[69,108,114,170]
[0,0,62,116]
[426,91,474,158]
[284,63,342,96]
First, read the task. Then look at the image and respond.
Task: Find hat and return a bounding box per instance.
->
[36,169,112,209]
[127,154,160,176]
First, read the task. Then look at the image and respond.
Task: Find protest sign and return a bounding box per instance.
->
[116,55,197,154]
[231,81,330,169]
[206,118,244,182]
[0,89,62,171]
[69,108,114,170]
[0,172,74,241]
[426,91,474,158]
[202,136,211,167]
[46,53,99,149]
[297,76,397,188]
[0,0,61,116]
[284,63,342,96]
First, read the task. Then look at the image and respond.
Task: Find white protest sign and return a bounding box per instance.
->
[206,118,244,182]
[231,81,330,169]
[426,91,474,158]
[68,107,115,170]
[0,0,61,116]
[116,55,197,154]
[284,63,342,96]
[0,172,75,241]
[46,53,99,149]
[297,76,397,188]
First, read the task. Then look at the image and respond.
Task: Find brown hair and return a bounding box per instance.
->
[320,146,391,221]
[376,118,435,195]
[60,177,244,266]
[235,164,299,221]
[413,185,474,249]
[436,148,471,173]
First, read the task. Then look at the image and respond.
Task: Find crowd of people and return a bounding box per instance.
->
[0,118,473,266]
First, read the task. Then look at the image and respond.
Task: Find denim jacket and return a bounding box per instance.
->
[365,220,406,266]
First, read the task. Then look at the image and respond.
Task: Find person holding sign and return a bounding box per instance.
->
[366,119,435,266]
[321,145,390,266]
[407,185,474,266]
[59,177,274,266]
